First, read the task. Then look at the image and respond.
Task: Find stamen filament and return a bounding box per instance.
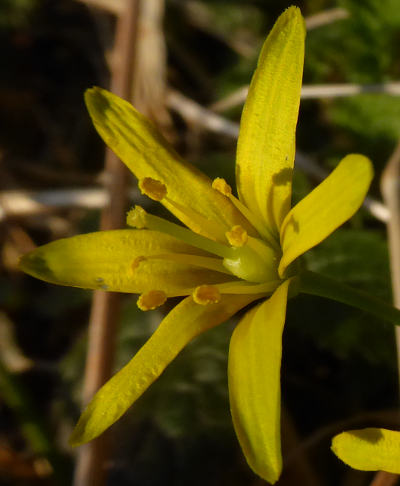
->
[164,197,227,242]
[149,253,232,275]
[215,280,280,294]
[175,280,280,298]
[127,206,234,259]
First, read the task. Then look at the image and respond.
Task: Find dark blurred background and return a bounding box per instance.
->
[1,0,400,485]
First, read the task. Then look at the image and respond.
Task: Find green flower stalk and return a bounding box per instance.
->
[19,7,398,483]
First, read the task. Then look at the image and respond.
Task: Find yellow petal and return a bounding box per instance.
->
[19,230,232,296]
[228,279,291,484]
[279,154,373,277]
[70,293,259,446]
[236,7,305,233]
[85,87,251,240]
[332,428,400,473]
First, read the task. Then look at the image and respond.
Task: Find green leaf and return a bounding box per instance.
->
[297,270,400,327]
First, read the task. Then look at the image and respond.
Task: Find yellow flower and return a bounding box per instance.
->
[19,7,373,484]
[332,428,400,474]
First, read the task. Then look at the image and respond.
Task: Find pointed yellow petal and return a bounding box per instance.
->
[236,7,305,233]
[70,293,259,446]
[279,154,373,277]
[228,279,291,484]
[19,230,232,296]
[332,428,400,473]
[85,87,250,240]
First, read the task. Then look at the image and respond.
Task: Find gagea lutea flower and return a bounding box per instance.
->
[20,7,379,484]
[332,428,400,474]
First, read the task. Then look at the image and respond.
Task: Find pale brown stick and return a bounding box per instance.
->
[375,141,400,486]
[302,82,400,98]
[381,140,400,310]
[280,407,321,486]
[370,472,399,486]
[0,188,109,221]
[77,0,125,15]
[210,82,400,112]
[381,140,400,381]
[72,2,141,486]
[305,7,349,30]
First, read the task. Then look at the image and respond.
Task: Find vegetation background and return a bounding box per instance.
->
[1,0,400,485]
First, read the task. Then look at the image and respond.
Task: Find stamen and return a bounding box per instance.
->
[127,206,235,259]
[193,285,221,305]
[175,280,280,299]
[139,177,227,242]
[212,177,279,250]
[139,177,167,201]
[163,197,227,242]
[150,253,232,275]
[132,256,147,272]
[215,280,280,295]
[137,290,167,311]
[226,225,248,247]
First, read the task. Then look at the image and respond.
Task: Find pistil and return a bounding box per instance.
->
[212,177,279,250]
[226,225,248,247]
[223,241,280,283]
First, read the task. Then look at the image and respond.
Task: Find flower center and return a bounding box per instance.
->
[222,233,280,283]
[129,177,282,307]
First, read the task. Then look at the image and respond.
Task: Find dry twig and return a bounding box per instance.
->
[77,0,125,15]
[72,1,141,486]
[210,82,400,112]
[72,1,169,485]
[305,7,349,30]
[375,141,400,486]
[0,188,109,221]
[370,472,399,486]
[167,89,389,223]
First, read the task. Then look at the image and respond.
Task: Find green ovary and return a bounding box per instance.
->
[223,243,280,284]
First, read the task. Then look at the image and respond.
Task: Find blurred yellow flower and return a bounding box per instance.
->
[20,7,373,483]
[332,428,400,474]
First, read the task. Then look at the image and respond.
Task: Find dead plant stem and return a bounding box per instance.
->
[375,140,400,486]
[72,1,141,486]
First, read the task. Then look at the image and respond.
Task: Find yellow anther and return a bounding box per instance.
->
[137,290,167,311]
[127,205,147,228]
[139,177,167,201]
[226,225,248,247]
[132,256,147,272]
[192,285,221,305]
[212,177,232,196]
